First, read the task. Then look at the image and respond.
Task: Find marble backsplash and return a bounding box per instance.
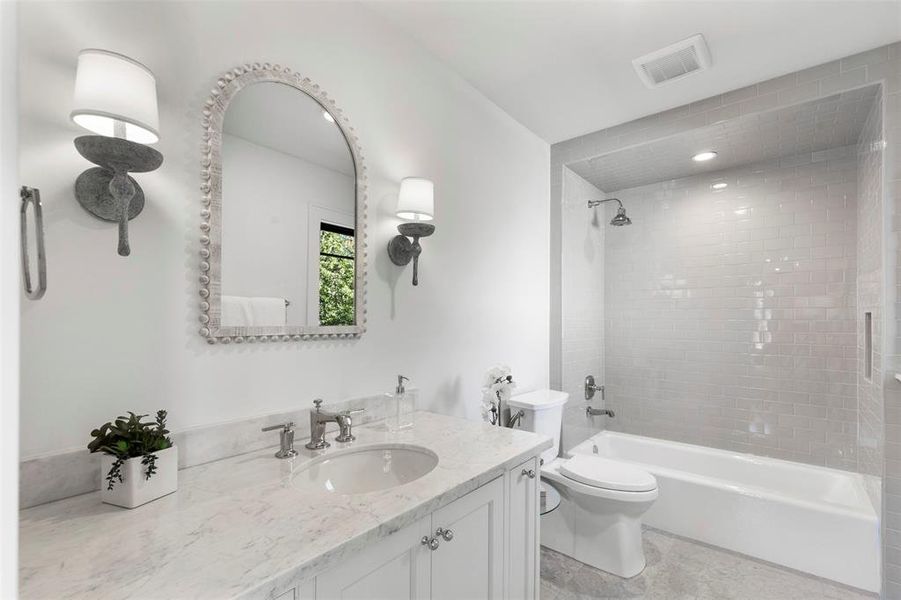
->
[19,393,398,509]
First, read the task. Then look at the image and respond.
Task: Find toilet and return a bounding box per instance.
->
[507,389,658,578]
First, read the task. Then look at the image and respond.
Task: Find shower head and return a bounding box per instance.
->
[610,207,632,226]
[587,197,632,226]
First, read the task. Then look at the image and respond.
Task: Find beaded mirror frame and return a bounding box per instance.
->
[198,63,368,344]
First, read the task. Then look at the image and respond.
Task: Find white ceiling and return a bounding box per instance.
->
[367,1,901,144]
[224,81,354,176]
[570,84,879,191]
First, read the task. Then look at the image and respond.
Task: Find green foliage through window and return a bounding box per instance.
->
[319,225,355,326]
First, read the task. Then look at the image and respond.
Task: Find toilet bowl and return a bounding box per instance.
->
[540,454,658,578]
[507,389,658,578]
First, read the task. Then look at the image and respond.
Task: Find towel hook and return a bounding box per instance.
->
[20,186,47,300]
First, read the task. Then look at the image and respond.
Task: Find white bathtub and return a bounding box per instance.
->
[568,430,880,592]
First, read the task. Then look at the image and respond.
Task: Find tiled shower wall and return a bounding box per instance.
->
[858,93,885,512]
[560,168,605,451]
[603,148,860,469]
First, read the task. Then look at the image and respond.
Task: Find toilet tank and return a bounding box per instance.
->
[507,389,569,465]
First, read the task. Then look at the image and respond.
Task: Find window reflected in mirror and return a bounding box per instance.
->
[318,223,355,326]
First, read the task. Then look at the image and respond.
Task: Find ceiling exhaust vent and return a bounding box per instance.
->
[632,34,711,88]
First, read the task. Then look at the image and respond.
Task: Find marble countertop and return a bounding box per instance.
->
[19,411,551,600]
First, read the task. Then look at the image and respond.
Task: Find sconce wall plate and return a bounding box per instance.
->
[388,222,435,286]
[74,135,163,256]
[76,167,145,221]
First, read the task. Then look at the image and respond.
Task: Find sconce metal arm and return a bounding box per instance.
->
[73,135,163,257]
[388,222,435,286]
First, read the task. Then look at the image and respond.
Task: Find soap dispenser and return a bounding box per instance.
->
[393,374,415,431]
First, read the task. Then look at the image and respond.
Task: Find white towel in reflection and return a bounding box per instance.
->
[221,296,287,326]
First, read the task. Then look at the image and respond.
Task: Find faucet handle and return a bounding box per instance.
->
[261,422,298,459]
[313,399,323,411]
[335,408,364,443]
[261,422,294,433]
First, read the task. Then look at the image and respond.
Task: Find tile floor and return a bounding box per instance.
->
[540,529,877,600]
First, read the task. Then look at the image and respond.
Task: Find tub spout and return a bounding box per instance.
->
[587,407,614,418]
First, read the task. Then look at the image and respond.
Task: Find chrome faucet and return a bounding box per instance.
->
[587,407,615,418]
[261,422,299,459]
[335,409,362,443]
[305,399,363,450]
[585,375,613,418]
[585,375,605,401]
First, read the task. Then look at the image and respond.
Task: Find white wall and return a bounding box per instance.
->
[18,1,550,457]
[221,133,355,324]
[559,168,605,451]
[1,0,18,594]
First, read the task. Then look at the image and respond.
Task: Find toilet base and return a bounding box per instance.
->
[541,481,651,578]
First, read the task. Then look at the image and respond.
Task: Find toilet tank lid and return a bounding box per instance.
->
[507,389,569,410]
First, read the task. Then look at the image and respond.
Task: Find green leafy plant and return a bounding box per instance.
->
[319,229,356,326]
[87,410,172,490]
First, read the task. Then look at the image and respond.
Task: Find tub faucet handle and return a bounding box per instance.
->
[585,375,605,401]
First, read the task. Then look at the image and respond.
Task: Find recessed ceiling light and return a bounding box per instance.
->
[322,111,335,123]
[711,182,728,190]
[692,151,717,162]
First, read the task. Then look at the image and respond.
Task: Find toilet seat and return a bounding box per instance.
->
[541,457,658,503]
[559,455,657,492]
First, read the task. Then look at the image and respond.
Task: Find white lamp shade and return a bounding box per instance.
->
[396,177,434,221]
[70,49,160,144]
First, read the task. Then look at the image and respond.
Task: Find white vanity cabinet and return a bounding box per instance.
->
[315,514,433,599]
[430,477,505,600]
[304,460,539,600]
[506,456,540,600]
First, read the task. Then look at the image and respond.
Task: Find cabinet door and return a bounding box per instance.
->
[430,477,505,600]
[315,516,431,600]
[506,457,539,600]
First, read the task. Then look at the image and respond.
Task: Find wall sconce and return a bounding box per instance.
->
[71,49,163,256]
[388,177,434,286]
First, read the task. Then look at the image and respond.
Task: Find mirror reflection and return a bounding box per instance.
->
[221,82,356,328]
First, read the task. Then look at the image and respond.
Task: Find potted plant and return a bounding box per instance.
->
[87,410,177,508]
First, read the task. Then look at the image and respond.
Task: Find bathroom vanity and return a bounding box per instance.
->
[19,412,550,599]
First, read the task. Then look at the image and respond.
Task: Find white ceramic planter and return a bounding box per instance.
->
[100,446,178,509]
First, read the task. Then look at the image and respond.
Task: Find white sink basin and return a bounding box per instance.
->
[292,444,439,495]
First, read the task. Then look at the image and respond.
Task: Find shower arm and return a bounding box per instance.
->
[587,198,623,209]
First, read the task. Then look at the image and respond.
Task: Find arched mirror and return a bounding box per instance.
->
[199,64,367,343]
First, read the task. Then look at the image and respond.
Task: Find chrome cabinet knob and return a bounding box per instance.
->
[436,527,454,542]
[421,536,440,551]
[522,468,536,479]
